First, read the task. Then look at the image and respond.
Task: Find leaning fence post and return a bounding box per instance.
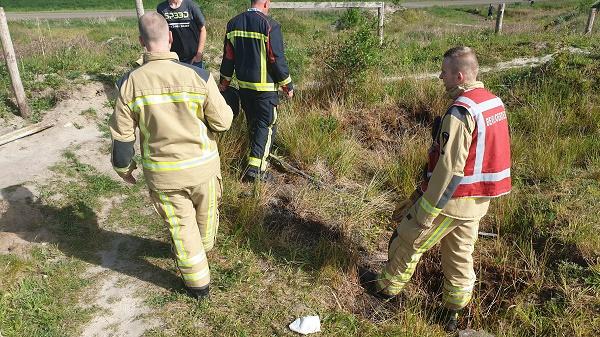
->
[135,0,145,19]
[585,7,597,34]
[378,2,385,46]
[0,7,31,119]
[495,3,505,34]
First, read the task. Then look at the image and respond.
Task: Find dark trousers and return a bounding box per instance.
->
[239,90,279,172]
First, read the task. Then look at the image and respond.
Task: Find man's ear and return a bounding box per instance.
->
[457,71,465,84]
[168,31,173,47]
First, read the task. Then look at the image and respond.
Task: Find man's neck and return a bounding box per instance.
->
[250,5,267,15]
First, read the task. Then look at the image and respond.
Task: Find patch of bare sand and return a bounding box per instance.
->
[0,81,118,187]
[81,233,162,337]
[0,184,51,256]
[1,82,163,336]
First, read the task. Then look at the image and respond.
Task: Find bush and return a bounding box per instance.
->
[335,8,367,30]
[310,24,383,105]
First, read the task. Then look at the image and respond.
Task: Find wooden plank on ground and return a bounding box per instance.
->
[0,123,54,147]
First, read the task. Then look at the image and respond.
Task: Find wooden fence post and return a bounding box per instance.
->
[0,7,31,119]
[585,7,597,34]
[135,0,145,19]
[378,2,385,46]
[495,3,505,34]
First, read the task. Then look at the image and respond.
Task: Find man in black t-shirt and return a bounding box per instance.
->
[157,0,207,66]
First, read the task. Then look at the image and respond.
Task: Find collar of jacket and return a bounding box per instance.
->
[447,81,485,99]
[143,51,179,63]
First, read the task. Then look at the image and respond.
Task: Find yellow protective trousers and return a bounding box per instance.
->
[150,175,222,290]
[377,203,480,310]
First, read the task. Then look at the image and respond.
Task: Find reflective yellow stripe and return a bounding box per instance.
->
[113,165,132,173]
[419,217,454,253]
[248,156,263,168]
[443,293,472,307]
[418,196,442,217]
[226,30,268,42]
[444,283,474,293]
[261,106,277,170]
[182,266,210,282]
[192,103,210,152]
[138,111,151,158]
[177,252,206,268]
[127,92,206,112]
[380,217,454,294]
[260,36,267,84]
[142,150,218,172]
[158,192,187,260]
[443,281,474,307]
[237,80,276,92]
[277,76,292,87]
[220,73,232,81]
[205,177,217,247]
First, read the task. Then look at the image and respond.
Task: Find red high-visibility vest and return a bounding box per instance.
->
[424,88,512,198]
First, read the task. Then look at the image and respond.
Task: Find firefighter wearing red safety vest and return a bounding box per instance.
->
[363,46,512,332]
[219,0,293,182]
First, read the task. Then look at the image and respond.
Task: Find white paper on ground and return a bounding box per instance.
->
[289,315,321,335]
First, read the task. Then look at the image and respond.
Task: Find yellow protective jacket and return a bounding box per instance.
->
[110,52,233,191]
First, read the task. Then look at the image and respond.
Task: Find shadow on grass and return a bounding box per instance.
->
[0,184,182,291]
[260,204,358,272]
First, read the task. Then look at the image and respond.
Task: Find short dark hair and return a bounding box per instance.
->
[443,46,479,79]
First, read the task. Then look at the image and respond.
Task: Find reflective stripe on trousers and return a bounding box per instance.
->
[150,176,221,288]
[377,204,480,310]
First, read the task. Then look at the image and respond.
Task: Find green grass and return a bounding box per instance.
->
[1,1,600,336]
[0,0,164,11]
[0,250,94,337]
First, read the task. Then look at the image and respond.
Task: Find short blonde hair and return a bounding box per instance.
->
[138,12,169,45]
[443,46,479,80]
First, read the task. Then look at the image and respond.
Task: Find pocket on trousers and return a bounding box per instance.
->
[399,204,434,249]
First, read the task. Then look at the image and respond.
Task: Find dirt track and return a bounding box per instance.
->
[4,1,541,21]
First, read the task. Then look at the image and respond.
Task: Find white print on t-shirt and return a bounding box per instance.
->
[164,11,190,20]
[169,22,191,28]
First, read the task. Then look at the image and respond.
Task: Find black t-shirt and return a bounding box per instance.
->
[157,0,206,63]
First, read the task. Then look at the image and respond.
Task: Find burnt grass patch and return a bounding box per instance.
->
[342,104,435,151]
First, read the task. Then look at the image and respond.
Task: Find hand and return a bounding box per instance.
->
[218,80,230,92]
[192,52,203,64]
[282,85,294,99]
[120,172,137,185]
[116,162,137,185]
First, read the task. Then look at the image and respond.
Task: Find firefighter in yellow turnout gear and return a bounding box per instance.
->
[109,12,233,299]
[364,47,512,332]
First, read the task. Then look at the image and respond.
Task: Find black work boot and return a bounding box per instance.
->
[359,270,397,301]
[442,308,460,332]
[186,285,210,300]
[241,167,273,183]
